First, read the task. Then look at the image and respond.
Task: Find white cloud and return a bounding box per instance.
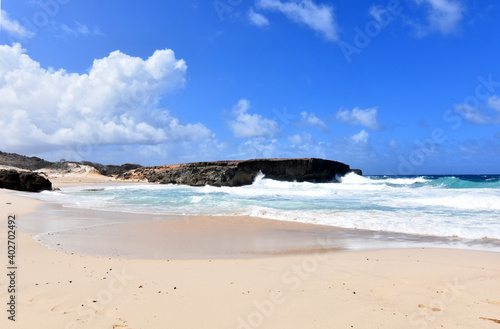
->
[228,99,280,138]
[351,130,369,144]
[249,9,270,27]
[61,21,104,37]
[287,132,313,145]
[237,138,280,159]
[412,0,464,35]
[0,10,34,38]
[389,139,400,149]
[454,96,500,125]
[299,111,329,132]
[256,0,338,41]
[61,22,88,36]
[336,107,380,130]
[0,44,213,157]
[454,104,488,124]
[487,95,500,112]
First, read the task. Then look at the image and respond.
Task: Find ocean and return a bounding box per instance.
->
[31,172,500,241]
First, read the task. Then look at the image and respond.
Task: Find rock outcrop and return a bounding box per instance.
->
[0,151,52,170]
[0,151,362,188]
[81,161,143,176]
[119,158,357,187]
[0,169,52,192]
[351,169,363,176]
[0,151,142,177]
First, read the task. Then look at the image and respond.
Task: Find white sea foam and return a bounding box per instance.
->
[22,174,500,240]
[403,192,500,211]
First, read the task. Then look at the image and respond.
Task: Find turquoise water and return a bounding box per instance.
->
[34,173,500,240]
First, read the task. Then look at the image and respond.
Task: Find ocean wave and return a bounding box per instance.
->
[425,176,500,189]
[342,173,500,190]
[235,206,500,240]
[339,172,428,186]
[20,173,500,240]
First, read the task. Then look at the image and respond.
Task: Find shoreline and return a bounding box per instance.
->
[2,185,500,328]
[19,200,500,259]
[10,179,500,259]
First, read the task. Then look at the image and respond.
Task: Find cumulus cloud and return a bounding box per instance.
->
[228,99,280,138]
[0,44,212,158]
[236,138,280,159]
[0,10,34,38]
[454,95,500,125]
[351,130,369,144]
[299,111,329,132]
[411,0,464,35]
[336,107,380,130]
[249,9,270,27]
[256,0,338,41]
[287,132,313,145]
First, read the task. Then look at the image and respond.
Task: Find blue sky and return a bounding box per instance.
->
[0,0,499,174]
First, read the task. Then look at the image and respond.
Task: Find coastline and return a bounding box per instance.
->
[15,177,500,258]
[1,183,500,328]
[18,200,500,259]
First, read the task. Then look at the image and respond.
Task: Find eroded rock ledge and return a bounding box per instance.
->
[0,169,52,192]
[119,158,361,187]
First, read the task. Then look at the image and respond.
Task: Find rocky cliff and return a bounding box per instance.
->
[0,151,142,177]
[119,158,359,186]
[0,151,52,170]
[0,151,362,189]
[0,169,52,192]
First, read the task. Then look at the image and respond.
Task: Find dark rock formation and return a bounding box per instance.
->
[351,169,363,176]
[81,161,142,176]
[0,169,52,192]
[0,151,52,170]
[119,158,358,187]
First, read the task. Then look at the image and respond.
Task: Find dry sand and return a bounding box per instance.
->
[1,183,500,329]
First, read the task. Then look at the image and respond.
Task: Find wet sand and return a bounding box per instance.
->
[18,198,500,259]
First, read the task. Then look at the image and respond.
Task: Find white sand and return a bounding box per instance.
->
[1,187,500,329]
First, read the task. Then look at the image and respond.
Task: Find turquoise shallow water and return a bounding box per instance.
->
[32,173,500,240]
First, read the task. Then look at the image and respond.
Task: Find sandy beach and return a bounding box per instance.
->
[2,0,500,327]
[1,181,500,329]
